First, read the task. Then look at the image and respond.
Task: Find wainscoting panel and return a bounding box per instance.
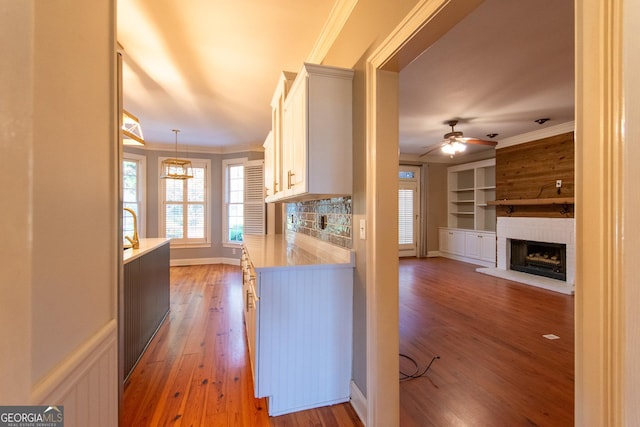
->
[257,267,353,416]
[31,320,117,427]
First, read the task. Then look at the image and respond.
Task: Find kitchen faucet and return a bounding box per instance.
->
[123,207,140,249]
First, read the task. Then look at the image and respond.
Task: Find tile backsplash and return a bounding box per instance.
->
[286,197,352,249]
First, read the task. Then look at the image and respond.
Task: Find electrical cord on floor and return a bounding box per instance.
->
[399,354,440,382]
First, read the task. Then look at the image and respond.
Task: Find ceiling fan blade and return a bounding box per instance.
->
[419,143,445,158]
[461,138,497,147]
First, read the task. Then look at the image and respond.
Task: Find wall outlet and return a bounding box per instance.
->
[359,218,366,240]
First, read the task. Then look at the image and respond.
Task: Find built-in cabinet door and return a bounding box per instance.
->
[480,232,497,262]
[465,232,482,259]
[440,228,465,256]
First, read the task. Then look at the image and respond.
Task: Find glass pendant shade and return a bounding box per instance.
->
[122,110,145,146]
[160,129,193,179]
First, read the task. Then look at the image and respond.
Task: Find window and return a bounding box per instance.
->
[227,163,244,242]
[398,187,415,245]
[399,165,420,257]
[159,158,211,247]
[122,152,146,243]
[223,158,265,245]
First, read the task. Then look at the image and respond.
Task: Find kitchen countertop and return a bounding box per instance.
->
[123,238,171,264]
[242,232,354,270]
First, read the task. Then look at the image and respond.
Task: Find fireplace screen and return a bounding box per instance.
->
[510,239,567,281]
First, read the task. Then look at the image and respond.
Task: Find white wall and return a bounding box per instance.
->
[1,0,118,421]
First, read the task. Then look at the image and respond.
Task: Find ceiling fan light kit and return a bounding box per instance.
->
[421,119,498,158]
[441,140,467,155]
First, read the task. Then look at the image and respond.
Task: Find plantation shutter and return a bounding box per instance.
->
[398,188,414,245]
[244,160,265,235]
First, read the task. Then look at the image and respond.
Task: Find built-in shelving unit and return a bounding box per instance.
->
[441,158,497,267]
[447,158,496,231]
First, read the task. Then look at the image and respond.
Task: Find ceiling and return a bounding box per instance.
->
[118,0,574,160]
[117,0,336,150]
[400,0,574,162]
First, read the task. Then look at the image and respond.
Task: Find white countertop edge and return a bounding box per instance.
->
[254,261,355,273]
[243,232,355,270]
[123,238,171,264]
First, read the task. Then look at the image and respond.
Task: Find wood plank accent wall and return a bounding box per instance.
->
[495,132,574,218]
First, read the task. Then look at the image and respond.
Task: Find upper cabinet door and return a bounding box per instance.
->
[269,63,354,202]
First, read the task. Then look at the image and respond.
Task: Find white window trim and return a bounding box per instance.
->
[123,152,146,238]
[222,157,248,247]
[158,157,212,248]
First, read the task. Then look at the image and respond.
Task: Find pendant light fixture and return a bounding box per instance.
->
[160,129,194,179]
[122,110,145,146]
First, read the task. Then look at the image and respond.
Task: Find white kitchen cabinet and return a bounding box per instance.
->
[439,227,496,267]
[242,233,354,416]
[271,63,353,202]
[263,131,274,197]
[265,71,296,201]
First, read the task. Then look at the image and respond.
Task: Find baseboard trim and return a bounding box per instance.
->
[350,380,367,426]
[439,252,495,268]
[427,250,441,257]
[170,257,239,267]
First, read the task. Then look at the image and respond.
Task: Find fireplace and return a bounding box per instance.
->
[510,239,566,281]
[476,217,575,295]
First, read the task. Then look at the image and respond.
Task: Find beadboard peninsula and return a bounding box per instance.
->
[122,238,170,383]
[241,232,354,416]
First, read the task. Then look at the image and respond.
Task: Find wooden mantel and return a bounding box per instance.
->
[488,197,575,206]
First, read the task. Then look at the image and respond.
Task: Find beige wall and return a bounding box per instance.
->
[1,0,117,406]
[623,1,640,422]
[321,0,422,397]
[425,163,448,254]
[0,0,34,402]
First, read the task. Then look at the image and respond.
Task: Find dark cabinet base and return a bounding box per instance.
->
[123,241,170,381]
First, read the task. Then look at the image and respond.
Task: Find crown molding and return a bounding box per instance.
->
[306,0,358,63]
[497,121,575,149]
[141,142,264,155]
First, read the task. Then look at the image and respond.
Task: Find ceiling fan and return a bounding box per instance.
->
[420,120,498,158]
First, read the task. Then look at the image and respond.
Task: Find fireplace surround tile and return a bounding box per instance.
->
[478,217,575,294]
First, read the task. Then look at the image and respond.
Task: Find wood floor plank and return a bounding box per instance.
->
[122,258,572,427]
[398,257,574,426]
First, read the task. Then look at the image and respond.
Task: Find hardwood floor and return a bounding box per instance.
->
[399,257,574,426]
[122,258,574,426]
[121,264,362,426]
